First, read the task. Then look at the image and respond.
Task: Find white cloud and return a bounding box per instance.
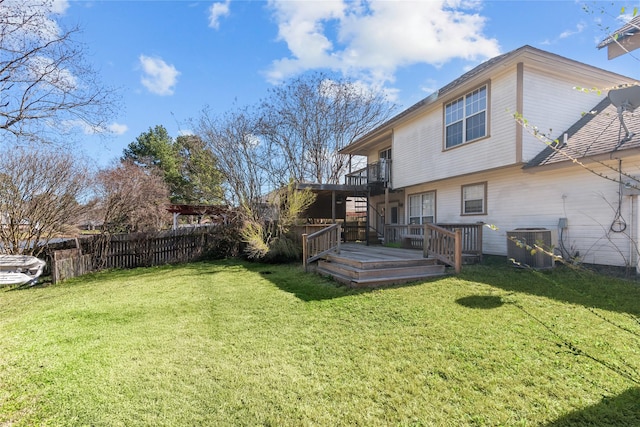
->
[559,22,586,39]
[209,0,231,29]
[60,120,127,135]
[265,0,500,86]
[3,0,64,44]
[139,55,180,96]
[51,0,70,14]
[108,123,128,135]
[541,21,586,46]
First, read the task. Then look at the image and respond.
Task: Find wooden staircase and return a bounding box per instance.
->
[315,246,446,288]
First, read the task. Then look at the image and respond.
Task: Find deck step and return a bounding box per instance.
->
[316,257,446,288]
[324,253,437,270]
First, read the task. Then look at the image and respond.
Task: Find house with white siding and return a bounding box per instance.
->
[339,45,640,270]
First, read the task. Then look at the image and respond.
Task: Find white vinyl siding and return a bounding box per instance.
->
[520,67,605,162]
[393,75,516,189]
[398,157,640,268]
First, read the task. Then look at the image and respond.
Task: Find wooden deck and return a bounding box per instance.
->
[315,243,446,288]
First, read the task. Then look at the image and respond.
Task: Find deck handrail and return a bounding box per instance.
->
[302,223,341,271]
[344,159,392,187]
[384,222,483,261]
[424,224,462,273]
[434,222,483,263]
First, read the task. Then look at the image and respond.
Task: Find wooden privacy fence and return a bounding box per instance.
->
[48,226,221,283]
[51,248,94,284]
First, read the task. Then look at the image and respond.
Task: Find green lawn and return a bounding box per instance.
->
[0,258,639,426]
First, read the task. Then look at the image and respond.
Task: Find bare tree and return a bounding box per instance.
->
[194,73,393,260]
[258,72,395,184]
[195,106,273,221]
[195,107,319,261]
[95,161,171,234]
[0,0,118,144]
[0,146,90,256]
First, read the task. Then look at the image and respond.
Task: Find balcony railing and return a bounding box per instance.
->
[345,159,392,187]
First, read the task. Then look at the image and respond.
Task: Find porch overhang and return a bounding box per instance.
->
[295,183,367,222]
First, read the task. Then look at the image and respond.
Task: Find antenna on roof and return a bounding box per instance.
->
[608,85,640,143]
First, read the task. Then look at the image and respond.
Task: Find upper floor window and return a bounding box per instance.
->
[379,147,392,160]
[461,182,487,215]
[445,85,487,149]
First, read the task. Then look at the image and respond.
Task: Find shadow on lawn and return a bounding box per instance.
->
[544,387,640,426]
[462,257,640,318]
[248,263,365,302]
[456,295,504,309]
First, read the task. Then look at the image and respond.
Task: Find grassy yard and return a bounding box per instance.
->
[0,258,639,426]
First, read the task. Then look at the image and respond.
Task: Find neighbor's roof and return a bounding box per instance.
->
[525,97,640,168]
[597,15,640,49]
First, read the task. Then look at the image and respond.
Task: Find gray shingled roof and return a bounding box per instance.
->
[597,15,640,49]
[525,96,640,168]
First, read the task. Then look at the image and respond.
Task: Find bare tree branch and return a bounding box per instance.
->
[0,0,119,144]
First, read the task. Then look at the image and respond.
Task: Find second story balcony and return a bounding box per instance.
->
[345,159,392,188]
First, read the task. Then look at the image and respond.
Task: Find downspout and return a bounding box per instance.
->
[515,62,524,163]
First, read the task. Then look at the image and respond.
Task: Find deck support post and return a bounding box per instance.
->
[302,233,308,271]
[454,228,462,274]
[331,190,336,223]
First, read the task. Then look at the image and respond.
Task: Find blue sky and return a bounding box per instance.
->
[52,0,640,167]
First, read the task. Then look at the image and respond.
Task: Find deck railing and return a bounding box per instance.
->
[344,159,392,187]
[384,222,483,259]
[384,224,425,248]
[424,224,462,274]
[436,222,483,262]
[383,222,484,273]
[302,223,341,271]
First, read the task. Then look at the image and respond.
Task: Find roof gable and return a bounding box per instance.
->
[341,45,633,155]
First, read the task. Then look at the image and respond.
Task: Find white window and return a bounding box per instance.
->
[445,85,487,148]
[409,192,435,224]
[462,182,487,215]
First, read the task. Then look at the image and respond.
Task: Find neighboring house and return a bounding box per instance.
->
[339,45,640,269]
[597,15,640,59]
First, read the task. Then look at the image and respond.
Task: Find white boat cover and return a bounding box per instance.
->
[0,255,46,286]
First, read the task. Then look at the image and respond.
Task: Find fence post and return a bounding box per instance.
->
[336,225,341,254]
[454,228,462,274]
[302,233,308,271]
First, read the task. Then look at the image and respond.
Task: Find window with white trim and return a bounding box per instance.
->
[462,182,487,215]
[445,85,487,148]
[409,192,435,224]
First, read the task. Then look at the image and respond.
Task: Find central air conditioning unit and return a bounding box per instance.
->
[506,228,554,269]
